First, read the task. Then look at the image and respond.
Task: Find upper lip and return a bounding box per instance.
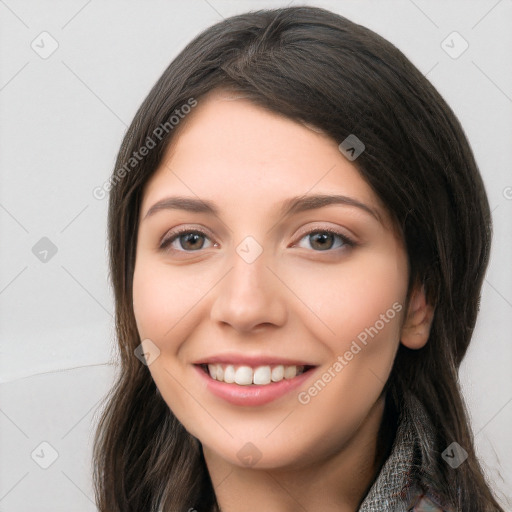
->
[193,354,317,367]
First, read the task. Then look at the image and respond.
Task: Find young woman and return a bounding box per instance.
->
[92,6,504,511]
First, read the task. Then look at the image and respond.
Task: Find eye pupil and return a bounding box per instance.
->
[181,232,204,250]
[310,232,334,250]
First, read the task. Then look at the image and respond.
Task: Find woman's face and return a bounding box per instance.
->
[133,90,412,470]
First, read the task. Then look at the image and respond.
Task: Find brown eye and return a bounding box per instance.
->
[296,229,355,252]
[309,232,336,251]
[160,229,213,252]
[176,232,206,251]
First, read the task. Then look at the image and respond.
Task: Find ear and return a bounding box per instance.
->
[400,283,435,350]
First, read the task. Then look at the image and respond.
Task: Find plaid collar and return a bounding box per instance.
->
[358,396,451,512]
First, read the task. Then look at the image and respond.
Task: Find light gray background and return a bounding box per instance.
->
[1,0,511,510]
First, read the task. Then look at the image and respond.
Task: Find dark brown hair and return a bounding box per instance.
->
[92,6,503,511]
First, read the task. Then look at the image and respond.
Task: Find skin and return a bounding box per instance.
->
[133,90,434,511]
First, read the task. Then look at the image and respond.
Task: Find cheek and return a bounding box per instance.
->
[132,258,210,418]
[285,248,407,431]
[279,251,406,428]
[132,262,168,340]
[280,247,407,355]
[132,257,209,342]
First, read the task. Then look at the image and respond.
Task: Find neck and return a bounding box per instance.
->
[203,396,395,512]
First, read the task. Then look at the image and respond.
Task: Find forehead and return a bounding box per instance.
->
[141,91,390,227]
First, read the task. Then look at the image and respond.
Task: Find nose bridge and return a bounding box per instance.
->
[210,238,287,332]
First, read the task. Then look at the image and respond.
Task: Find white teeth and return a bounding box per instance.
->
[284,365,297,379]
[223,364,235,383]
[206,363,307,385]
[208,364,217,380]
[271,365,284,382]
[253,366,271,385]
[235,366,253,385]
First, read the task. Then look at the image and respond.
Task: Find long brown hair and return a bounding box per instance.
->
[92,6,503,511]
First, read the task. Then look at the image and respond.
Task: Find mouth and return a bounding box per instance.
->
[197,363,317,386]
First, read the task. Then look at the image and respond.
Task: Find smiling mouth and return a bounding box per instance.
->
[198,363,316,386]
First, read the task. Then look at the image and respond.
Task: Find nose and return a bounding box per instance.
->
[209,250,287,334]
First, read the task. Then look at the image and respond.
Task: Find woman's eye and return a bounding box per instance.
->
[159,228,354,254]
[160,230,214,252]
[295,230,354,251]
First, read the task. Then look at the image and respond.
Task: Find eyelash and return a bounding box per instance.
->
[159,226,356,254]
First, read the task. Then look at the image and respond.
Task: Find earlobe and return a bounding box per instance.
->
[400,284,435,350]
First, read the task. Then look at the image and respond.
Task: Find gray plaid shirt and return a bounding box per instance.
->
[359,396,449,512]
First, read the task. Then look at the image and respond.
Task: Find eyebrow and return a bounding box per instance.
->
[142,194,381,223]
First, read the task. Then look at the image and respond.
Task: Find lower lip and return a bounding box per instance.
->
[194,365,316,406]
